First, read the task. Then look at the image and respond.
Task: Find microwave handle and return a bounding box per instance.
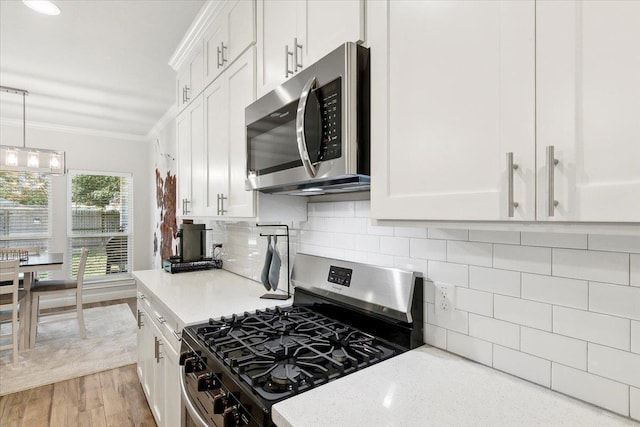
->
[296,75,318,178]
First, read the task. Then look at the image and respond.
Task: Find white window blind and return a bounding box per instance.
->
[0,171,51,251]
[67,171,133,281]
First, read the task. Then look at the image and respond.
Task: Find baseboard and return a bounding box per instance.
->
[37,284,137,309]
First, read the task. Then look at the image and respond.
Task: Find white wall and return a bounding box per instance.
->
[209,201,640,421]
[1,123,152,277]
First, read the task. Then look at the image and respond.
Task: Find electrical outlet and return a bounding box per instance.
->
[435,283,456,316]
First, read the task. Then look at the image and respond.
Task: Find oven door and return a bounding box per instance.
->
[180,366,211,427]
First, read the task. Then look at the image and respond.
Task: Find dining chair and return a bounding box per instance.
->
[29,248,88,347]
[0,259,25,365]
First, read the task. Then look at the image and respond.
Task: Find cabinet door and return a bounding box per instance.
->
[190,96,205,216]
[163,337,181,427]
[204,77,229,216]
[369,0,535,221]
[204,20,227,86]
[176,67,190,111]
[304,0,364,65]
[257,0,299,95]
[136,305,155,402]
[227,0,256,64]
[536,0,640,222]
[190,47,205,99]
[226,48,257,217]
[176,109,192,216]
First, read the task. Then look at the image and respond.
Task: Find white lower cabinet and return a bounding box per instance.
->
[137,291,182,427]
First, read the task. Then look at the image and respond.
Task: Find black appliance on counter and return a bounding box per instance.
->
[163,224,223,273]
[179,253,424,427]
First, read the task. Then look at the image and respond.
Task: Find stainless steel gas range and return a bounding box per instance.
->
[179,254,424,427]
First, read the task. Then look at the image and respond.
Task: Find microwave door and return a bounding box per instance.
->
[295,76,323,178]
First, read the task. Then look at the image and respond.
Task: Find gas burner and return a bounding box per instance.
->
[331,349,347,363]
[259,336,298,353]
[270,364,301,385]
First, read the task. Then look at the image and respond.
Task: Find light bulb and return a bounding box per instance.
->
[6,150,18,166]
[22,1,60,16]
[28,151,40,168]
[50,153,61,169]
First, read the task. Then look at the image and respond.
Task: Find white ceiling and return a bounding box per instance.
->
[0,0,205,140]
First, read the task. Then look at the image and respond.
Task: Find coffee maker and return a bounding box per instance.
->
[177,223,206,262]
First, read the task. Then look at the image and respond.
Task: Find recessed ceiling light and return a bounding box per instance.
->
[22,0,61,16]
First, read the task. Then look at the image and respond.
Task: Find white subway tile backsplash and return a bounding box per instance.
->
[521,273,588,310]
[424,323,447,350]
[588,343,640,388]
[553,306,631,351]
[552,363,629,417]
[469,230,520,245]
[308,202,334,217]
[456,288,493,317]
[393,257,427,276]
[366,252,395,268]
[333,234,356,250]
[379,236,410,257]
[493,345,551,387]
[355,235,379,253]
[366,222,395,237]
[469,266,520,297]
[447,241,492,267]
[341,250,368,264]
[633,321,640,355]
[299,230,333,247]
[494,244,551,275]
[521,327,587,370]
[297,244,345,260]
[428,261,468,287]
[410,238,446,261]
[553,249,629,285]
[589,282,640,321]
[394,226,427,238]
[588,234,640,253]
[333,201,355,218]
[632,254,640,287]
[469,314,520,349]
[324,217,349,233]
[428,228,468,241]
[354,200,370,217]
[632,387,640,421]
[494,295,552,331]
[343,217,368,235]
[424,281,436,304]
[427,303,468,334]
[446,330,493,366]
[521,232,588,249]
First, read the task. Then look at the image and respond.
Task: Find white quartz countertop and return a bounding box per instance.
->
[272,346,637,427]
[133,269,290,328]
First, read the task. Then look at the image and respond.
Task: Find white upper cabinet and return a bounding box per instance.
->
[536,0,640,222]
[203,48,257,218]
[204,0,256,86]
[369,0,536,221]
[257,0,364,96]
[176,94,205,216]
[177,45,204,112]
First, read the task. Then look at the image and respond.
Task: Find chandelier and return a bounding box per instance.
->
[0,86,66,174]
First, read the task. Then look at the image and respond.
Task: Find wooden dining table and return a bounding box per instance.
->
[18,252,64,350]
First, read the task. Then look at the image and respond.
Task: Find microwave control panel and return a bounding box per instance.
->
[318,78,342,161]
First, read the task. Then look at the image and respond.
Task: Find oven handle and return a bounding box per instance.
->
[295,75,318,178]
[180,366,210,427]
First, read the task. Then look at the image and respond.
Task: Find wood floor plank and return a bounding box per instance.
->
[79,372,103,412]
[0,389,32,426]
[78,405,108,427]
[50,377,80,427]
[22,383,53,425]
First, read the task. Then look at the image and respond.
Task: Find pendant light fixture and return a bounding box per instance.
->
[0,86,66,174]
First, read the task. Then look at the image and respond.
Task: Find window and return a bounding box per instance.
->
[0,171,51,251]
[68,171,133,281]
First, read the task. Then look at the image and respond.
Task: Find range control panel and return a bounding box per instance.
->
[328,265,352,287]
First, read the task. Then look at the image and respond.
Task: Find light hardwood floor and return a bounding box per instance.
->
[0,298,157,427]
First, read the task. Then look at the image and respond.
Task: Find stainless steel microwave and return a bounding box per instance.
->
[245,42,370,196]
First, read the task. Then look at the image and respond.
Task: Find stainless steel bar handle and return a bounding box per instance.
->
[220,41,228,65]
[172,329,182,342]
[180,366,210,427]
[216,193,220,215]
[219,194,227,215]
[506,152,519,218]
[137,310,143,329]
[154,336,159,362]
[157,315,166,324]
[185,86,190,102]
[184,198,191,215]
[546,145,559,216]
[182,87,186,103]
[296,76,318,178]
[285,45,294,77]
[216,46,221,68]
[294,38,303,71]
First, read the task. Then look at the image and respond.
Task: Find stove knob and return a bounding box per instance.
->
[212,392,228,414]
[223,406,249,427]
[185,357,207,373]
[197,372,221,391]
[179,351,194,365]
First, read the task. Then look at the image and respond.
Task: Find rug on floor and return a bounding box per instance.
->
[0,303,137,396]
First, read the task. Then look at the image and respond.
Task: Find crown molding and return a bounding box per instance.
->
[168,0,224,71]
[0,118,148,143]
[146,103,178,140]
